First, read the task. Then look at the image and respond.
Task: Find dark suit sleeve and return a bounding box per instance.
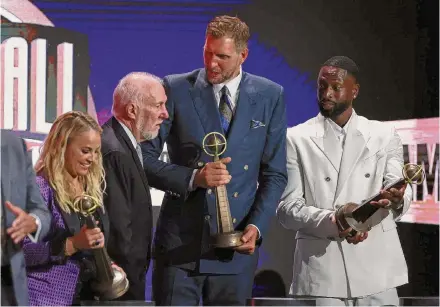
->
[247,86,288,237]
[141,77,194,197]
[102,151,144,298]
[22,139,51,241]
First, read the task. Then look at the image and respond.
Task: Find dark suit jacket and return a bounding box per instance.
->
[0,129,51,306]
[141,69,288,274]
[101,117,153,300]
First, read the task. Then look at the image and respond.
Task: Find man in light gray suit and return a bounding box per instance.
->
[277,56,411,306]
[1,129,51,306]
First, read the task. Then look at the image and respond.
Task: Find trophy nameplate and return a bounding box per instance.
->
[202,132,243,248]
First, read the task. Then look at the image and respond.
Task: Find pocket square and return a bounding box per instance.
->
[251,120,265,129]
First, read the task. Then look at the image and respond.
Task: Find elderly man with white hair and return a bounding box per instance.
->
[101,72,168,301]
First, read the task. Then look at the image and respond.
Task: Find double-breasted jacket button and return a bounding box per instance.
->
[365,173,371,178]
[325,177,331,182]
[207,189,212,195]
[197,161,204,167]
[233,192,239,198]
[244,165,249,171]
[204,215,211,221]
[232,218,237,223]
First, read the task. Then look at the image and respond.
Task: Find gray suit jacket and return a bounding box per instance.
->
[1,129,51,306]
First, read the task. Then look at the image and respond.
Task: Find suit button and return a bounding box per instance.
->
[232,218,237,223]
[244,165,249,171]
[205,215,211,221]
[233,192,239,198]
[197,161,204,167]
[207,189,212,194]
[325,177,331,182]
[365,173,370,178]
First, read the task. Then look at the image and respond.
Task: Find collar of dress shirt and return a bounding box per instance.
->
[326,109,354,137]
[116,118,138,149]
[212,67,243,108]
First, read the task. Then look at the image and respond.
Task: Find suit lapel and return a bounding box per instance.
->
[97,206,110,244]
[310,115,341,172]
[58,201,80,235]
[334,112,371,201]
[110,118,150,194]
[224,73,257,155]
[189,70,223,137]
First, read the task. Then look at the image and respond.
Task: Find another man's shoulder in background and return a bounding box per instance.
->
[100,119,126,156]
[1,129,23,148]
[357,113,398,142]
[244,71,283,93]
[164,69,202,87]
[286,116,320,141]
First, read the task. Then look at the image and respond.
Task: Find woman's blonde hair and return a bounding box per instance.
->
[35,111,105,214]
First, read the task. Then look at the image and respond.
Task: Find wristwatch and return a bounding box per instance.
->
[34,215,41,230]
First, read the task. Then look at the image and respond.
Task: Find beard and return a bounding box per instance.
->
[140,129,158,141]
[318,99,351,119]
[136,117,159,141]
[205,68,236,85]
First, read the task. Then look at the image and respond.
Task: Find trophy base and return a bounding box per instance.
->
[211,231,243,248]
[93,269,130,301]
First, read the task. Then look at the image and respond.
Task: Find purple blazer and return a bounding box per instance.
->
[22,176,109,306]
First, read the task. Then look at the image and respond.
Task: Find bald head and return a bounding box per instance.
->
[112,72,162,116]
[112,72,168,141]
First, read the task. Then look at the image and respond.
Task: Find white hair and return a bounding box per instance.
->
[112,72,162,117]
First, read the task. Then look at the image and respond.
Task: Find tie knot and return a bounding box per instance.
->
[221,86,229,96]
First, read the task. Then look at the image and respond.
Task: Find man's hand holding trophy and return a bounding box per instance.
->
[333,163,426,244]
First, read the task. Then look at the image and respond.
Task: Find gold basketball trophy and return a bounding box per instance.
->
[202,132,243,248]
[75,195,129,300]
[335,163,426,234]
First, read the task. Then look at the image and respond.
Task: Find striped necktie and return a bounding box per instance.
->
[219,86,233,135]
[136,144,143,167]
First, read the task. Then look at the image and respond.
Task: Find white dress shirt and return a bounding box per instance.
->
[116,118,143,166]
[212,68,242,112]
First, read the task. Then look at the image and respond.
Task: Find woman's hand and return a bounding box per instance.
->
[68,224,105,252]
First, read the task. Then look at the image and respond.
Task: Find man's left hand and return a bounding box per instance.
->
[5,201,38,244]
[234,225,258,255]
[370,183,406,208]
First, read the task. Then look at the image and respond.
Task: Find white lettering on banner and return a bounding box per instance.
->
[1,37,28,130]
[1,37,73,133]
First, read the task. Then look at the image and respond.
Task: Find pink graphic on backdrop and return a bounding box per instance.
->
[387,117,439,225]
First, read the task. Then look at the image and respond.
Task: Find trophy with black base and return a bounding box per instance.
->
[75,195,129,300]
[202,132,243,248]
[334,163,425,235]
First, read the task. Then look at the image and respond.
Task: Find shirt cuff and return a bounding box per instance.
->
[27,213,42,243]
[248,224,261,239]
[188,169,198,192]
